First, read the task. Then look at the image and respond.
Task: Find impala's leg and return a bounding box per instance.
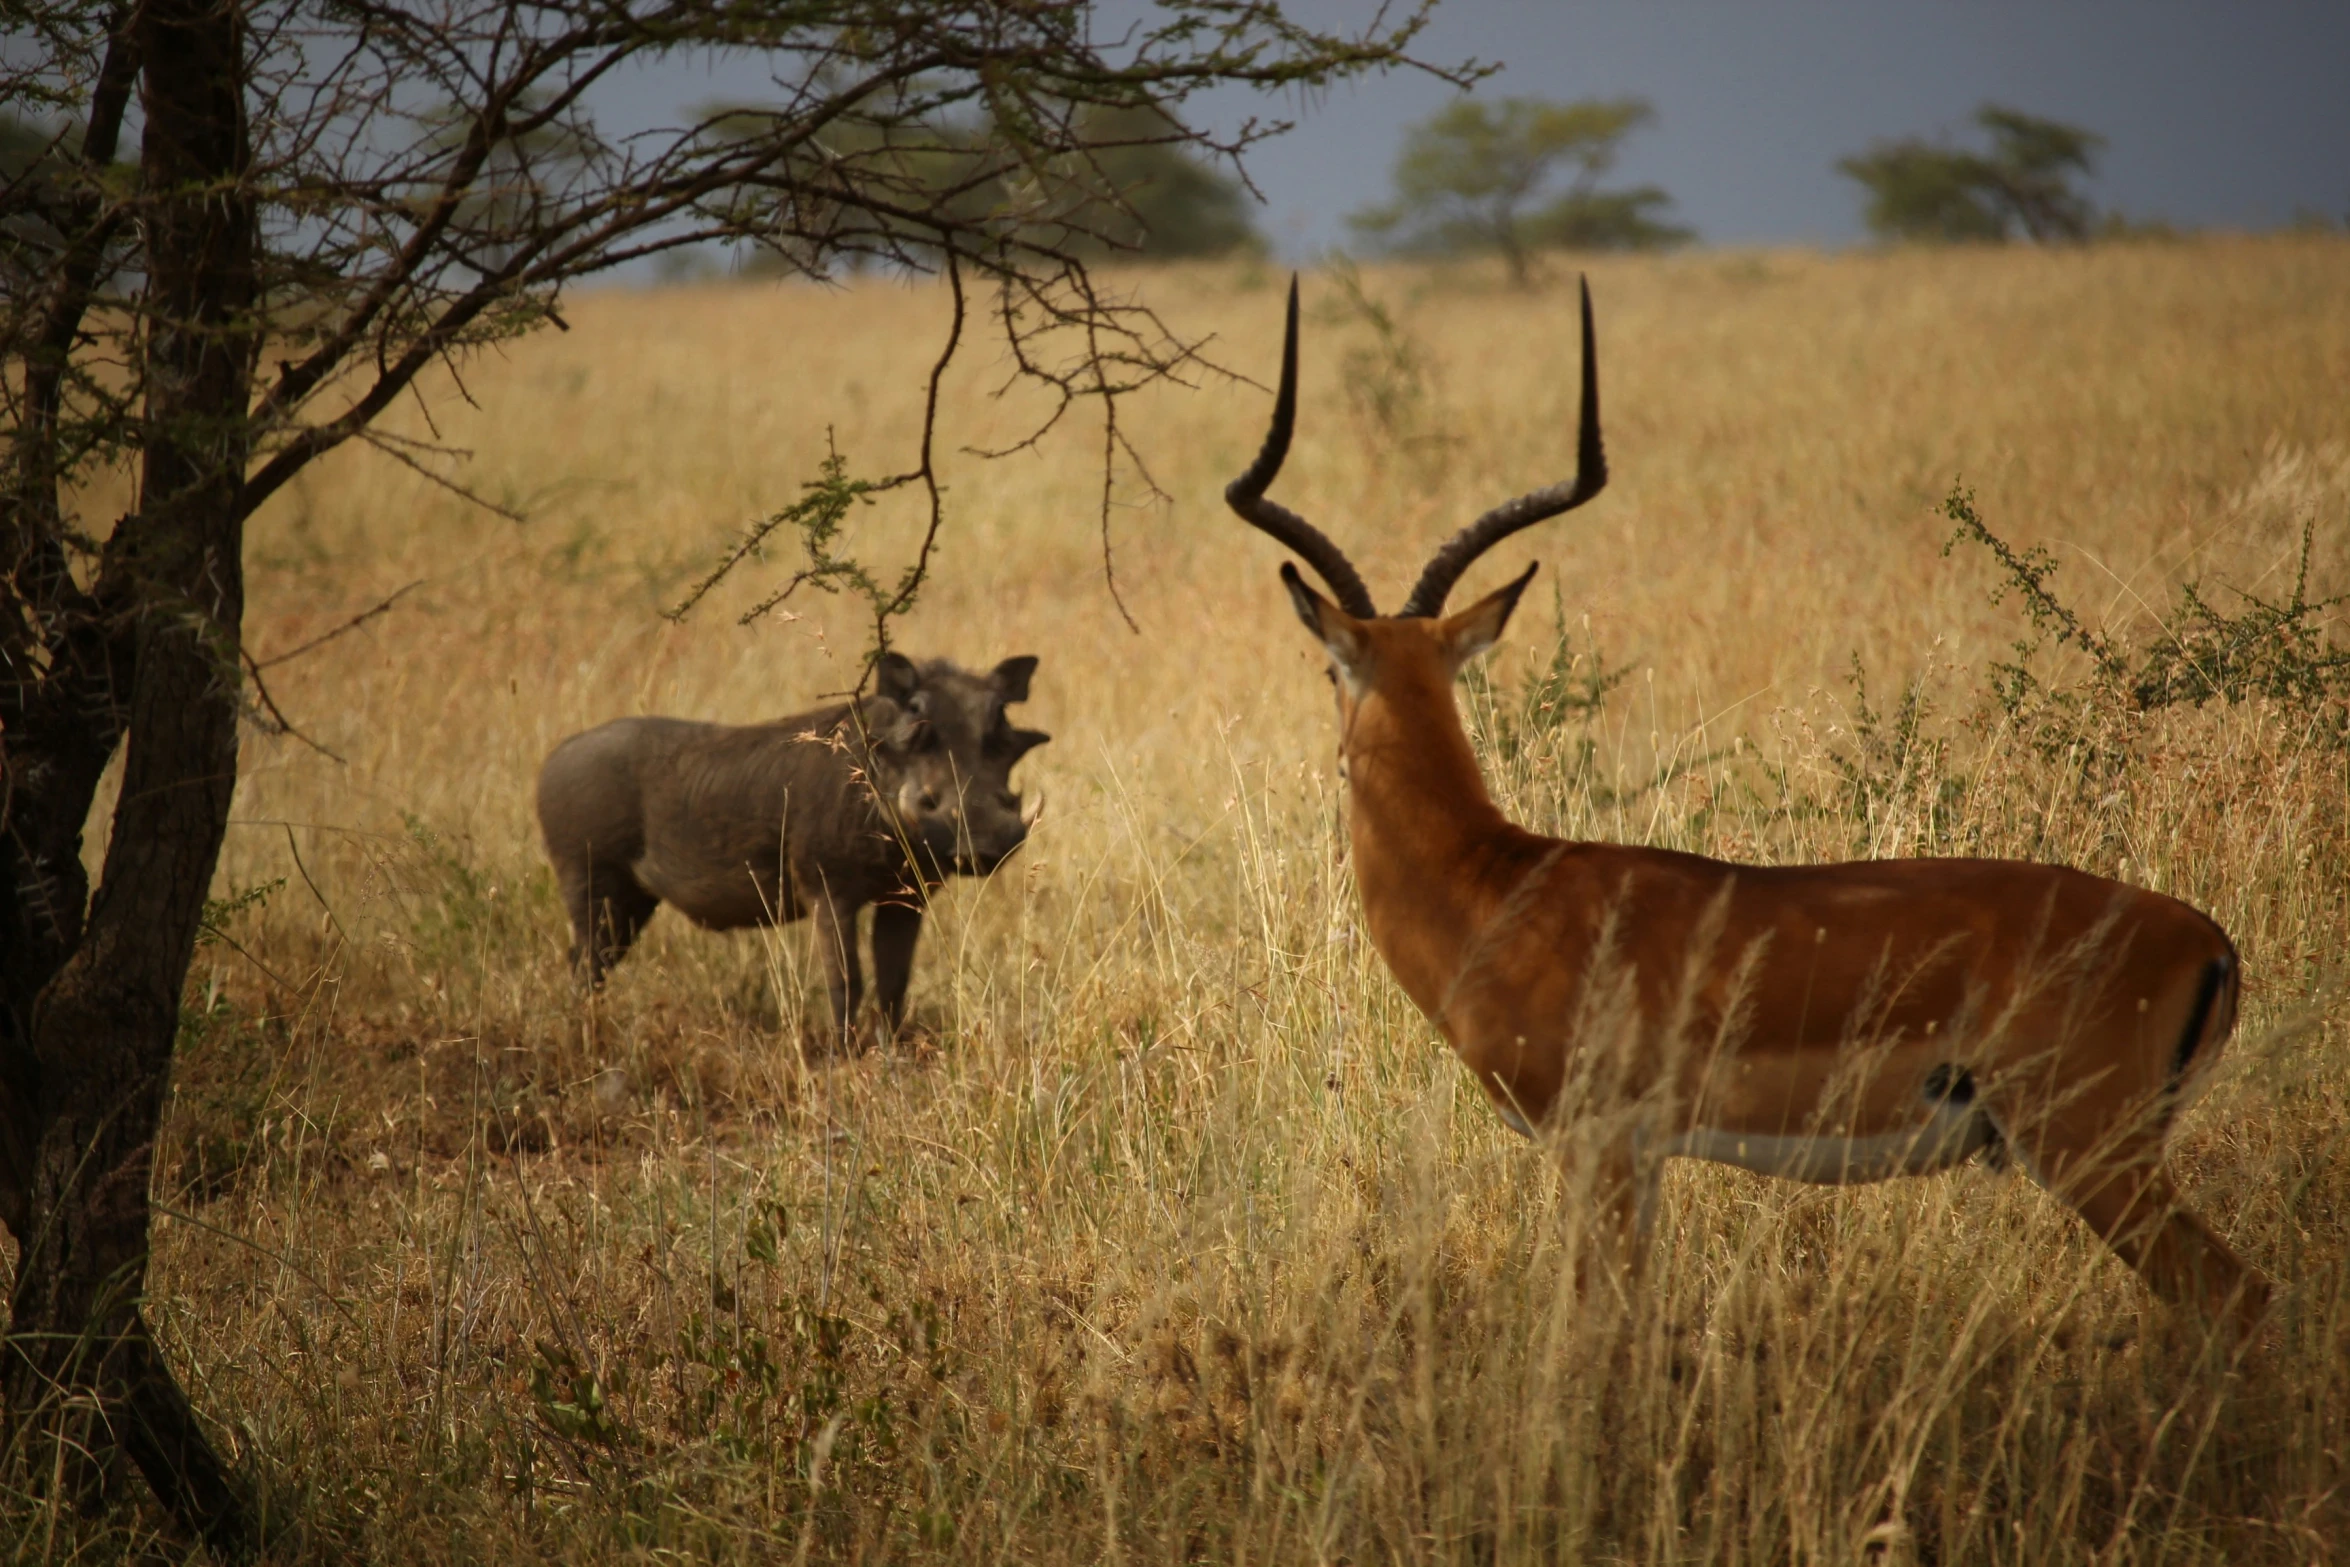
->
[1579,1136,1657,1306]
[2002,1073,2272,1334]
[2066,1160,2270,1332]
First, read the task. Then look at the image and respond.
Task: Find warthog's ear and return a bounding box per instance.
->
[991,655,1040,703]
[1004,727,1050,762]
[874,651,922,704]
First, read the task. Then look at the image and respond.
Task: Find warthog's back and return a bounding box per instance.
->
[536,717,669,868]
[536,706,880,932]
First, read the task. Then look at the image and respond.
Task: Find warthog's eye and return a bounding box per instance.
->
[918,791,941,813]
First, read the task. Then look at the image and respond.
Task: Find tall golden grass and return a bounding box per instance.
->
[44,237,2350,1559]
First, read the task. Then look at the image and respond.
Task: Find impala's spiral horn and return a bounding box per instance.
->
[1222,277,1380,619]
[1399,277,1607,619]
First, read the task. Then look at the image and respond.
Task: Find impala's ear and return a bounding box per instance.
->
[1281,561,1370,678]
[1439,561,1538,670]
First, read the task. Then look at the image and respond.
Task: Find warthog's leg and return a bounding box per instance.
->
[811,892,865,1048]
[561,859,659,983]
[871,899,924,1038]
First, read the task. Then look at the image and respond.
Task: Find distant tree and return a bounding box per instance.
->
[1065,103,1260,258]
[0,112,55,173]
[2,110,137,297]
[1349,96,1691,286]
[1523,185,1688,254]
[0,114,60,290]
[707,99,1258,272]
[1839,104,2104,243]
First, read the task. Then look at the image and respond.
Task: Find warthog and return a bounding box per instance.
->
[535,652,1047,1043]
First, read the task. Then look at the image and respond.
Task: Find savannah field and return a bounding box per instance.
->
[41,236,2350,1561]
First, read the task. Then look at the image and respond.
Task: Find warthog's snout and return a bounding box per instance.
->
[891,776,1034,874]
[967,789,1047,872]
[873,654,1049,884]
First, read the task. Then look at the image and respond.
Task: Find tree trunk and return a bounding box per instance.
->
[0,9,141,1248]
[2,0,256,1552]
[1494,207,1531,289]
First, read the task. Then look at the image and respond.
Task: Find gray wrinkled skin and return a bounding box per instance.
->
[535,653,1047,1045]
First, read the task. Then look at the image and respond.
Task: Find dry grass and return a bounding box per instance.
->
[30,236,2350,1560]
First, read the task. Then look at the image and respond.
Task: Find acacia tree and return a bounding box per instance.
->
[1064,102,1264,257]
[1348,95,1689,286]
[705,96,1262,275]
[0,0,1454,1550]
[1839,103,2104,243]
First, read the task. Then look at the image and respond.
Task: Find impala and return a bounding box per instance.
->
[1227,277,2268,1326]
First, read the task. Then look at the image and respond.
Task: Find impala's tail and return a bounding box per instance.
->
[2169,952,2238,1104]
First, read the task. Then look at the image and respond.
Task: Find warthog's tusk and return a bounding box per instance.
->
[1021,789,1046,827]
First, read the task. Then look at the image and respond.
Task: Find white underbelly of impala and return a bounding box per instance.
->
[1660,1101,1997,1184]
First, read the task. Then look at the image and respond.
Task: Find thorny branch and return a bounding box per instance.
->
[9,1,1470,705]
[874,246,969,640]
[239,647,345,763]
[254,580,426,669]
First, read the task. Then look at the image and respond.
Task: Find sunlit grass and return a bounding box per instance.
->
[38,235,2350,1559]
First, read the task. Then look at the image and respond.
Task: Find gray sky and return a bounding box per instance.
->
[610,0,2350,263]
